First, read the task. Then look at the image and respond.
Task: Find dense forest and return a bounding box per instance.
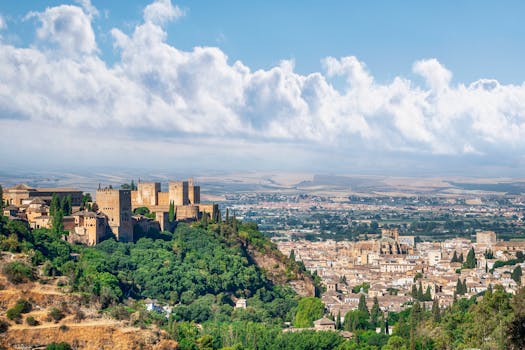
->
[1,209,525,349]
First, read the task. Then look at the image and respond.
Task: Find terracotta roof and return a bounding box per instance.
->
[314,317,336,326]
[36,188,82,192]
[11,183,35,190]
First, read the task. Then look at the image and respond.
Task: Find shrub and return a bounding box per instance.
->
[7,299,32,321]
[46,343,72,350]
[59,324,69,332]
[15,299,32,313]
[48,307,64,323]
[2,261,34,284]
[6,307,21,321]
[26,316,39,326]
[0,319,9,333]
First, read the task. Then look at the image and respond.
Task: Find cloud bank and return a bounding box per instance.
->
[1,0,525,173]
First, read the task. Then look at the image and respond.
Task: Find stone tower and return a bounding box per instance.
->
[169,181,189,206]
[188,179,200,204]
[96,188,133,242]
[135,182,161,206]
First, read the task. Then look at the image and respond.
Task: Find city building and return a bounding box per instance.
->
[3,183,83,207]
[476,230,497,247]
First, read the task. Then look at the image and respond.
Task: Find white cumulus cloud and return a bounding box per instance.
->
[143,0,185,25]
[26,4,97,56]
[1,0,525,173]
[75,0,99,19]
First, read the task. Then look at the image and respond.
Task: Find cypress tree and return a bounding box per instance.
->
[424,286,432,301]
[451,250,458,263]
[358,294,369,316]
[370,296,380,326]
[455,279,463,295]
[411,284,418,299]
[409,301,422,350]
[225,208,230,223]
[232,217,238,234]
[512,265,522,284]
[458,252,464,263]
[52,209,64,235]
[464,247,476,269]
[0,184,3,211]
[168,201,175,222]
[336,310,341,330]
[50,194,59,217]
[417,282,424,301]
[201,212,209,228]
[61,195,72,215]
[431,298,441,322]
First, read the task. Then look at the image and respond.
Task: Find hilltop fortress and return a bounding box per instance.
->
[2,179,218,246]
[130,179,218,228]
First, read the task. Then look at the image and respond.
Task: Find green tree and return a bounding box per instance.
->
[370,296,381,327]
[0,184,3,211]
[465,284,512,349]
[50,194,60,217]
[61,195,72,216]
[169,201,175,222]
[335,310,342,330]
[451,250,459,263]
[464,247,477,269]
[507,286,525,349]
[344,309,369,331]
[455,279,465,295]
[512,265,522,285]
[358,294,369,316]
[409,302,422,350]
[423,286,432,301]
[383,335,408,350]
[201,212,209,228]
[81,193,92,210]
[417,282,424,301]
[411,284,418,299]
[293,297,324,328]
[431,298,441,323]
[289,249,295,261]
[52,209,64,235]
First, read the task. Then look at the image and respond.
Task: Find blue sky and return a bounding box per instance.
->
[5,1,524,83]
[1,0,525,176]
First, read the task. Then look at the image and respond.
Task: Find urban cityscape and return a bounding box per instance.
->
[1,0,525,349]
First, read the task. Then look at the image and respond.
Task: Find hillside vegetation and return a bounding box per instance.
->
[1,213,525,349]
